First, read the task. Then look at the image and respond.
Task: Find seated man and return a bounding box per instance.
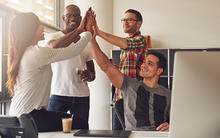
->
[89,34,170,131]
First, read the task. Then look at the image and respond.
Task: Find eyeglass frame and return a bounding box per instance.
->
[121,18,138,23]
[64,13,81,19]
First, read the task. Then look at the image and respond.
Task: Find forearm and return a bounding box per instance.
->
[98,30,127,49]
[43,32,92,65]
[89,39,124,88]
[50,28,82,48]
[90,39,110,72]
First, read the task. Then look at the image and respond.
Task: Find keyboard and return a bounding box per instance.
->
[74,129,131,137]
[132,131,169,137]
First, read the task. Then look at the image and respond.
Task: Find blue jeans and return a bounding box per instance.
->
[47,95,90,123]
[113,110,123,130]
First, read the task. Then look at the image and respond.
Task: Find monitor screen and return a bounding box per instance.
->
[170,51,220,138]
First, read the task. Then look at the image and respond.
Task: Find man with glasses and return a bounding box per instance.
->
[44,5,96,126]
[94,9,150,130]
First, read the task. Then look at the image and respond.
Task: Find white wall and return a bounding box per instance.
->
[64,0,220,130]
[65,0,113,130]
[113,0,220,48]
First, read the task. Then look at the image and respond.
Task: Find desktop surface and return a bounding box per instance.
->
[39,130,169,138]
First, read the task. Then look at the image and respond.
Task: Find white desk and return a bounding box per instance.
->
[39,130,169,138]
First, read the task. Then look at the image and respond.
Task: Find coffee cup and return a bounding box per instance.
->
[62,118,72,133]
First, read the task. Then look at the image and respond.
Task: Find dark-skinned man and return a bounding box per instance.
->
[44,5,96,126]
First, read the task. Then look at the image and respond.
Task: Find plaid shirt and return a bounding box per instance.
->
[113,31,147,102]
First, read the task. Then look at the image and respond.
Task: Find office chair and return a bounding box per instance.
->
[114,99,125,130]
[0,113,38,138]
[0,116,23,138]
[19,113,38,138]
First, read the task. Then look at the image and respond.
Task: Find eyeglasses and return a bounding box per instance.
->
[65,14,81,19]
[121,18,138,23]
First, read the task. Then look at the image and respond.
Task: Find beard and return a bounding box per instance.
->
[64,21,80,32]
[124,24,138,34]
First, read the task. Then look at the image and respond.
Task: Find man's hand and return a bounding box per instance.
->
[156,122,169,132]
[78,10,88,33]
[78,7,93,33]
[79,70,95,82]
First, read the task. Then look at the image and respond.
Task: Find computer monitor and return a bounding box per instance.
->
[170,51,220,138]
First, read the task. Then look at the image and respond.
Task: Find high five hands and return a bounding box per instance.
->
[76,8,96,82]
[78,7,97,38]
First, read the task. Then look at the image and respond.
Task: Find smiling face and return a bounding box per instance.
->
[139,54,163,79]
[122,12,142,35]
[63,5,82,32]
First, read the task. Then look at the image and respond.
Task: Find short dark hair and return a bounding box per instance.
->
[146,51,167,71]
[64,4,81,15]
[125,9,143,22]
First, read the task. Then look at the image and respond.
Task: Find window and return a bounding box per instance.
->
[0,0,62,27]
[0,1,63,115]
[33,0,55,26]
[0,17,2,92]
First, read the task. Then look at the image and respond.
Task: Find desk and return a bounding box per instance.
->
[39,130,169,138]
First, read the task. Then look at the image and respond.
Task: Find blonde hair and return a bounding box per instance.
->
[6,13,40,96]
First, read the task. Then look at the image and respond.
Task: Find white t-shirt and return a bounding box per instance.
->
[9,32,92,117]
[44,31,93,97]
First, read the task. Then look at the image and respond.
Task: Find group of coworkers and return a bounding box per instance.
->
[6,4,170,133]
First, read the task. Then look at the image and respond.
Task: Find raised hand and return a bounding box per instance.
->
[78,9,89,33]
[91,15,98,38]
[91,13,99,36]
[85,8,97,38]
[85,7,94,33]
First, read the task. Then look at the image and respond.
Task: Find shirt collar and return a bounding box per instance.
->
[128,31,141,38]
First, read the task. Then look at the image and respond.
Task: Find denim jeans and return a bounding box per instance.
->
[47,95,90,123]
[113,110,123,130]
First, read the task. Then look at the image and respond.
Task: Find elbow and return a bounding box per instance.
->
[121,43,127,49]
[119,39,128,49]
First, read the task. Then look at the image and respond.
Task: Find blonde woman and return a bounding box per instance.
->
[6,11,94,132]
